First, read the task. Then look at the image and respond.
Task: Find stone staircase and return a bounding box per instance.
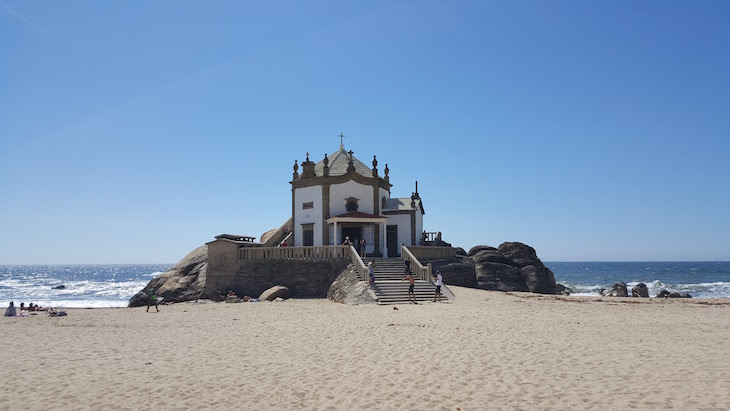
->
[362,258,448,305]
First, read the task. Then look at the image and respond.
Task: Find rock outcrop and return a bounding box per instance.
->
[128,245,208,307]
[631,283,649,298]
[327,265,377,305]
[656,290,692,298]
[259,285,291,301]
[600,282,629,297]
[427,242,560,294]
[129,241,559,305]
[474,242,557,294]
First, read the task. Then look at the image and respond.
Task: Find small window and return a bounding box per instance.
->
[303,202,314,209]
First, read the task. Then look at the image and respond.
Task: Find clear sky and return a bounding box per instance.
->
[1,0,728,264]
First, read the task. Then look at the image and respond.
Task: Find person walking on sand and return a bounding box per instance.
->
[147,291,159,312]
[403,271,416,303]
[433,270,443,302]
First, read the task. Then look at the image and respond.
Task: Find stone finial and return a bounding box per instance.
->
[301,153,316,179]
[384,163,389,183]
[347,150,356,173]
[292,160,299,179]
[323,153,330,176]
[372,155,378,177]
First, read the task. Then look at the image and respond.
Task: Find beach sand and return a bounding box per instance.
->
[1,287,729,411]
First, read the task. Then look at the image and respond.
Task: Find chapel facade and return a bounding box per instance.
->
[290,143,424,258]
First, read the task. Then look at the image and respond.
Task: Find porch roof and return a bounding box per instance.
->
[325,211,389,224]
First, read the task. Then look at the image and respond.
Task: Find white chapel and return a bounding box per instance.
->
[289,141,424,258]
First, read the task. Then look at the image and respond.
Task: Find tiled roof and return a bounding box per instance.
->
[383,197,421,211]
[331,211,383,219]
[310,146,374,178]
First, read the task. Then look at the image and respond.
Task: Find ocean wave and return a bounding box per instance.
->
[559,280,730,298]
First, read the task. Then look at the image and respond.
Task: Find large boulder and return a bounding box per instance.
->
[428,256,477,288]
[555,284,573,295]
[601,282,629,297]
[474,261,528,292]
[631,283,649,298]
[128,245,208,307]
[327,265,376,305]
[471,242,556,294]
[467,245,497,257]
[520,265,556,294]
[259,285,291,301]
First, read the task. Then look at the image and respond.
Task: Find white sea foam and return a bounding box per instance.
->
[559,280,730,298]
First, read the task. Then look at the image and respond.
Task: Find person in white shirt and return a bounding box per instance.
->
[433,270,443,302]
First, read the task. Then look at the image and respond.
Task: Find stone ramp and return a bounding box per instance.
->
[363,258,449,305]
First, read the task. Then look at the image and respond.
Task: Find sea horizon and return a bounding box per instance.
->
[2,261,729,308]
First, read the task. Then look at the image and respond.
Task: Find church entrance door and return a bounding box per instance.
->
[341,227,362,254]
[386,225,399,257]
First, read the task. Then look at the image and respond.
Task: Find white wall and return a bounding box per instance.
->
[416,208,423,245]
[329,180,374,216]
[387,214,413,247]
[378,188,390,213]
[294,185,322,246]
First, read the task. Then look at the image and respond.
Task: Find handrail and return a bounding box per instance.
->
[402,245,432,282]
[239,245,350,260]
[349,244,367,281]
[261,217,293,247]
[403,244,455,302]
[406,246,457,260]
[278,232,292,247]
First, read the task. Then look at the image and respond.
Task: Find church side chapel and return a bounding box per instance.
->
[291,137,425,258]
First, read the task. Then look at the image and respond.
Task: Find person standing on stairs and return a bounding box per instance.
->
[433,270,443,302]
[368,260,375,285]
[403,271,416,303]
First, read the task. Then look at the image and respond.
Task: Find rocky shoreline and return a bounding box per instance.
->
[129,241,690,306]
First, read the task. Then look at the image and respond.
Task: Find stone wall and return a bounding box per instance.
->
[204,259,350,300]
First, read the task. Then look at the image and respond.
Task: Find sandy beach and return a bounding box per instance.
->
[2,287,729,411]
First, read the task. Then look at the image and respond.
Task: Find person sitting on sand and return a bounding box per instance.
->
[19,302,26,311]
[4,301,17,317]
[147,291,159,312]
[403,272,416,303]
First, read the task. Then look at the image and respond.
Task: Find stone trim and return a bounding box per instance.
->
[411,211,416,245]
[322,183,330,246]
[291,172,391,191]
[291,186,296,246]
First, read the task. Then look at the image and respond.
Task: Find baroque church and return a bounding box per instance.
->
[289,140,424,258]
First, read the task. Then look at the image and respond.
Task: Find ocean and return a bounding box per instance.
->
[546,261,730,298]
[0,264,171,309]
[1,262,729,308]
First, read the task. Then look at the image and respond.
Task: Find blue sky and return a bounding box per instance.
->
[1,0,728,264]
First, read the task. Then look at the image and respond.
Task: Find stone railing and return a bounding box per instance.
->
[406,246,457,260]
[261,217,293,247]
[402,245,432,282]
[239,245,351,260]
[348,245,367,281]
